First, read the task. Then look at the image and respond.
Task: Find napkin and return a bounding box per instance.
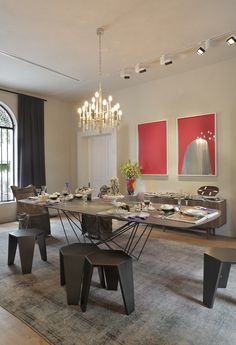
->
[126,212,150,220]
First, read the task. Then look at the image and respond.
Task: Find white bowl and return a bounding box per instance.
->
[160,204,174,211]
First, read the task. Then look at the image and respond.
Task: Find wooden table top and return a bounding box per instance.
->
[19,197,220,229]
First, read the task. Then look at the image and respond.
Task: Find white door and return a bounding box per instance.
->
[88,133,117,197]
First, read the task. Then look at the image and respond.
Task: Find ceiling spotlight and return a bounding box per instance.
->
[197,39,212,55]
[197,47,205,55]
[135,63,147,73]
[120,69,131,79]
[226,36,236,45]
[160,55,172,66]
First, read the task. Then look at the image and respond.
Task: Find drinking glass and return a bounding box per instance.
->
[82,193,87,204]
[177,197,182,212]
[62,188,69,202]
[144,198,150,207]
[41,185,47,195]
[35,188,41,197]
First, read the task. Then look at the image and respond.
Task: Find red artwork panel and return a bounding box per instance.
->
[138,120,167,175]
[178,114,216,175]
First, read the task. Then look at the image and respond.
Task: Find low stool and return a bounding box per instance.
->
[203,247,236,308]
[59,242,104,305]
[81,249,134,315]
[8,228,47,274]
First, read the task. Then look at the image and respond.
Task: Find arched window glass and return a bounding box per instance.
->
[0,104,15,201]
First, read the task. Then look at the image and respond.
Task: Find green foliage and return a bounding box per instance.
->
[120,160,142,179]
[0,163,10,172]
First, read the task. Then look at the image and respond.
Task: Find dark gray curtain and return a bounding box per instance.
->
[18,94,46,187]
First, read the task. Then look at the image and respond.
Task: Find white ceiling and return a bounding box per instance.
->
[0,0,236,103]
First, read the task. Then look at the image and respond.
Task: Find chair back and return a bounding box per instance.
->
[10,185,45,216]
[11,185,35,199]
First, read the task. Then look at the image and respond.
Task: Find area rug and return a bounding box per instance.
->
[0,218,236,345]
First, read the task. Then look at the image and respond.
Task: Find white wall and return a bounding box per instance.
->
[0,90,77,223]
[76,132,89,187]
[112,57,236,236]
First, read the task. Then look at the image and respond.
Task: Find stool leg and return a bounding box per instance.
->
[118,261,134,315]
[18,236,35,274]
[37,234,47,261]
[97,267,106,288]
[80,259,93,312]
[203,254,222,308]
[60,251,65,286]
[8,234,17,265]
[63,256,85,305]
[218,263,231,288]
[104,267,119,290]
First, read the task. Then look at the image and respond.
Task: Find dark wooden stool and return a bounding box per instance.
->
[8,228,47,274]
[59,243,103,305]
[203,247,236,308]
[81,249,134,315]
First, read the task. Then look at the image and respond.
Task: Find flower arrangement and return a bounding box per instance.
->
[120,160,142,179]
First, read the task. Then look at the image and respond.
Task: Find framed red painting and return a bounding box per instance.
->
[177,113,216,176]
[138,120,167,175]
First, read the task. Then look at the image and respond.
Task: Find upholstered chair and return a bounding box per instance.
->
[11,185,51,236]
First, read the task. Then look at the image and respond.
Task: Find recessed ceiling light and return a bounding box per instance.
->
[197,47,206,55]
[226,36,236,45]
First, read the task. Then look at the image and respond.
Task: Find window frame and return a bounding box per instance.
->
[0,102,16,202]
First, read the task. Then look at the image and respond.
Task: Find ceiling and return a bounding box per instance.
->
[0,0,236,103]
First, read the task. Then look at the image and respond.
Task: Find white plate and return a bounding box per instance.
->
[102,194,124,200]
[183,208,207,217]
[28,196,38,200]
[160,204,174,211]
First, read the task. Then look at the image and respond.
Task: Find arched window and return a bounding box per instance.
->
[0,104,15,201]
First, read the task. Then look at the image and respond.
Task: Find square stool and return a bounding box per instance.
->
[59,243,104,305]
[8,228,47,274]
[81,249,134,315]
[203,247,236,308]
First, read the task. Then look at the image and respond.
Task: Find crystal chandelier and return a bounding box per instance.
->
[77,28,122,132]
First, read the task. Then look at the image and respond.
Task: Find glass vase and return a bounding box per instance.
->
[126,178,136,195]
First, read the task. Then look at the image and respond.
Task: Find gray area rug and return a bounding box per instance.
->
[0,218,236,345]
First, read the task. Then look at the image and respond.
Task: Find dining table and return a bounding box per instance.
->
[19,196,221,260]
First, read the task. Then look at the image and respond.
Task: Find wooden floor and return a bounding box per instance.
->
[0,221,235,344]
[151,227,236,248]
[0,308,49,345]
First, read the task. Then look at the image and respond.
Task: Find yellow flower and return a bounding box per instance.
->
[120,160,142,179]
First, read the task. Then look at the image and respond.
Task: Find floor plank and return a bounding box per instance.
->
[0,308,49,345]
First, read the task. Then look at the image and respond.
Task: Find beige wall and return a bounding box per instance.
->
[112,57,236,236]
[44,98,77,193]
[0,90,77,223]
